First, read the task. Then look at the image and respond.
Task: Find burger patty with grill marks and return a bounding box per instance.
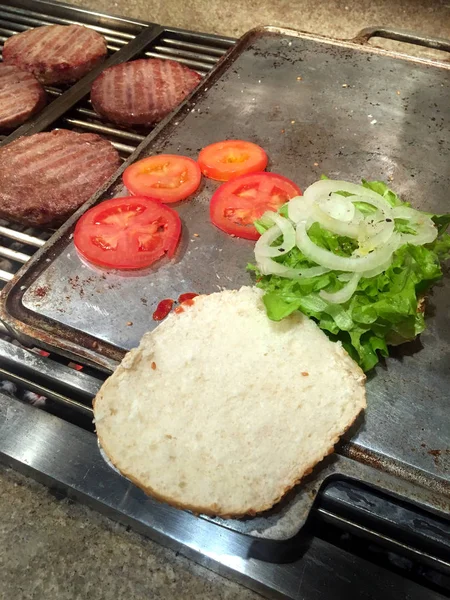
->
[90,58,202,127]
[0,65,47,131]
[3,24,107,85]
[0,130,121,228]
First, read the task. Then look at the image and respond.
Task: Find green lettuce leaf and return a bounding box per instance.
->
[250,180,450,371]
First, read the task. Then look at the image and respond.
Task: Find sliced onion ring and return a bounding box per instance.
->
[288,194,315,223]
[320,273,361,304]
[361,259,393,279]
[358,216,395,253]
[255,211,296,258]
[349,194,392,218]
[392,206,438,246]
[296,220,401,273]
[327,193,357,221]
[257,178,439,306]
[303,180,390,205]
[311,203,360,239]
[255,253,329,279]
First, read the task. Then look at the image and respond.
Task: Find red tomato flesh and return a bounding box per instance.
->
[198,140,268,181]
[74,197,181,270]
[123,154,201,203]
[209,172,301,240]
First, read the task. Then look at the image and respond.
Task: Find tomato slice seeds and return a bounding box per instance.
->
[209,172,301,240]
[123,154,201,203]
[74,196,181,270]
[198,140,268,181]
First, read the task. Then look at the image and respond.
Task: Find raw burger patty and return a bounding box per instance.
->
[0,129,121,228]
[2,24,107,85]
[90,58,202,126]
[0,64,46,131]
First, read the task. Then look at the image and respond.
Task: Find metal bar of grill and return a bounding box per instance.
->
[0,246,30,263]
[0,367,93,414]
[63,117,145,144]
[0,338,101,401]
[0,269,13,282]
[143,49,212,72]
[0,226,46,247]
[161,37,228,56]
[0,5,137,38]
[44,86,62,97]
[148,45,219,63]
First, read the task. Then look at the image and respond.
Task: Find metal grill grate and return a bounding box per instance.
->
[0,3,139,48]
[0,5,233,290]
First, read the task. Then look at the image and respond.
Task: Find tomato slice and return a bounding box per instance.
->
[210,172,301,240]
[74,197,181,270]
[123,154,201,203]
[198,140,268,181]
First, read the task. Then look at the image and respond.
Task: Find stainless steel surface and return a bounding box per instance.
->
[1,391,448,600]
[2,26,450,540]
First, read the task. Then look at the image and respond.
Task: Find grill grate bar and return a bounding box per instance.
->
[0,23,18,34]
[74,106,101,118]
[0,268,13,282]
[66,113,146,143]
[0,367,93,415]
[161,37,228,57]
[0,245,30,263]
[62,117,141,151]
[0,337,101,405]
[110,140,136,155]
[151,44,218,64]
[105,44,122,53]
[143,49,210,72]
[45,87,62,97]
[0,5,136,39]
[0,226,46,247]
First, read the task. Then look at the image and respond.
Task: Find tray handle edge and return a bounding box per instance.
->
[352,26,450,54]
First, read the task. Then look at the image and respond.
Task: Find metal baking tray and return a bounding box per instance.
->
[1,25,450,540]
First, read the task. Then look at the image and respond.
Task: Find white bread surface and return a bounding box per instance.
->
[94,286,366,518]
